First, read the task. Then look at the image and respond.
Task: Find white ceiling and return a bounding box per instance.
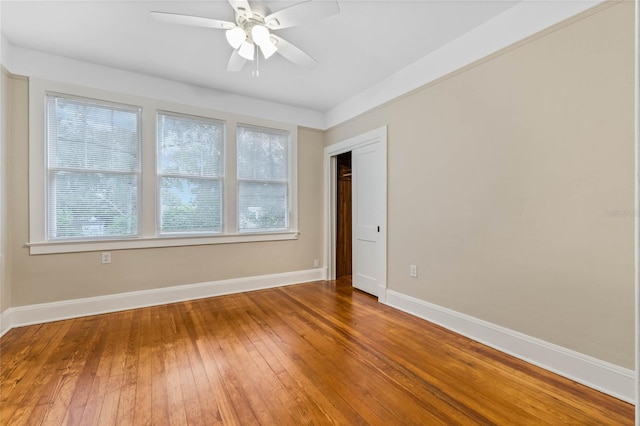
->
[1,0,520,113]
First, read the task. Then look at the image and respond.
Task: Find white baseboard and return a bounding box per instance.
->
[383,289,635,404]
[0,267,326,335]
[0,307,11,338]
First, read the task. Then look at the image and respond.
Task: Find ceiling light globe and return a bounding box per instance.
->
[260,39,278,59]
[251,25,270,46]
[238,41,255,60]
[225,27,246,49]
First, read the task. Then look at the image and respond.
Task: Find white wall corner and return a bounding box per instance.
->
[3,268,325,332]
[383,289,635,404]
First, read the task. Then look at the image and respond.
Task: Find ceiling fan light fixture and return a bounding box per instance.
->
[251,25,271,46]
[238,41,255,60]
[151,0,340,72]
[260,39,278,59]
[225,26,246,49]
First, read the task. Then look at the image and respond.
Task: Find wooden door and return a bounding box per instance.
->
[336,152,352,278]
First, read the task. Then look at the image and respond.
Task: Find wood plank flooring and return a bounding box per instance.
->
[0,278,634,425]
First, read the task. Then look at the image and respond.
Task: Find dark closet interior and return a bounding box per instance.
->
[336,152,352,278]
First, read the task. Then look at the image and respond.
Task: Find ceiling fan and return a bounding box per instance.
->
[151,0,340,73]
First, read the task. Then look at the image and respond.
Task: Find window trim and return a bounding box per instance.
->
[26,231,300,255]
[28,78,299,255]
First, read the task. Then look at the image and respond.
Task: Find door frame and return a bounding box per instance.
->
[324,126,387,300]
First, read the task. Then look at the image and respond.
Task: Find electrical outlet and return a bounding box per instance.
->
[101,252,111,264]
[410,264,417,278]
[313,259,320,268]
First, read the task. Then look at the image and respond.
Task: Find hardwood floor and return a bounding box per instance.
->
[0,278,634,425]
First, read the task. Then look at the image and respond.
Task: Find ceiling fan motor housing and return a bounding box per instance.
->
[236,1,275,42]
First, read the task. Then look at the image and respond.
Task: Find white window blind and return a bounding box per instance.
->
[157,112,224,234]
[237,125,289,232]
[46,94,141,240]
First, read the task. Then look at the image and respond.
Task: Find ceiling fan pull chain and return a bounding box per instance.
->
[253,44,260,77]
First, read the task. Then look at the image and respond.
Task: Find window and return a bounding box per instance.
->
[157,112,224,234]
[31,80,298,254]
[237,125,289,232]
[46,94,141,240]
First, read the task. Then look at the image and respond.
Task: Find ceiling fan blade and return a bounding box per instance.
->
[227,49,247,72]
[151,11,235,30]
[227,0,253,19]
[265,0,339,30]
[271,35,317,69]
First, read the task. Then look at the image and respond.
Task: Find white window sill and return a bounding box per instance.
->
[27,231,300,255]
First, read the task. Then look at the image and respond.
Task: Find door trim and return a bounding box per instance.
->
[324,126,387,300]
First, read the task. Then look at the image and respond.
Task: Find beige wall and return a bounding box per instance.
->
[8,73,325,306]
[0,68,10,313]
[326,2,635,369]
[0,68,21,314]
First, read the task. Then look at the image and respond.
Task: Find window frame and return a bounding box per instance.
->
[156,110,226,236]
[28,78,299,255]
[45,92,143,241]
[236,123,291,233]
